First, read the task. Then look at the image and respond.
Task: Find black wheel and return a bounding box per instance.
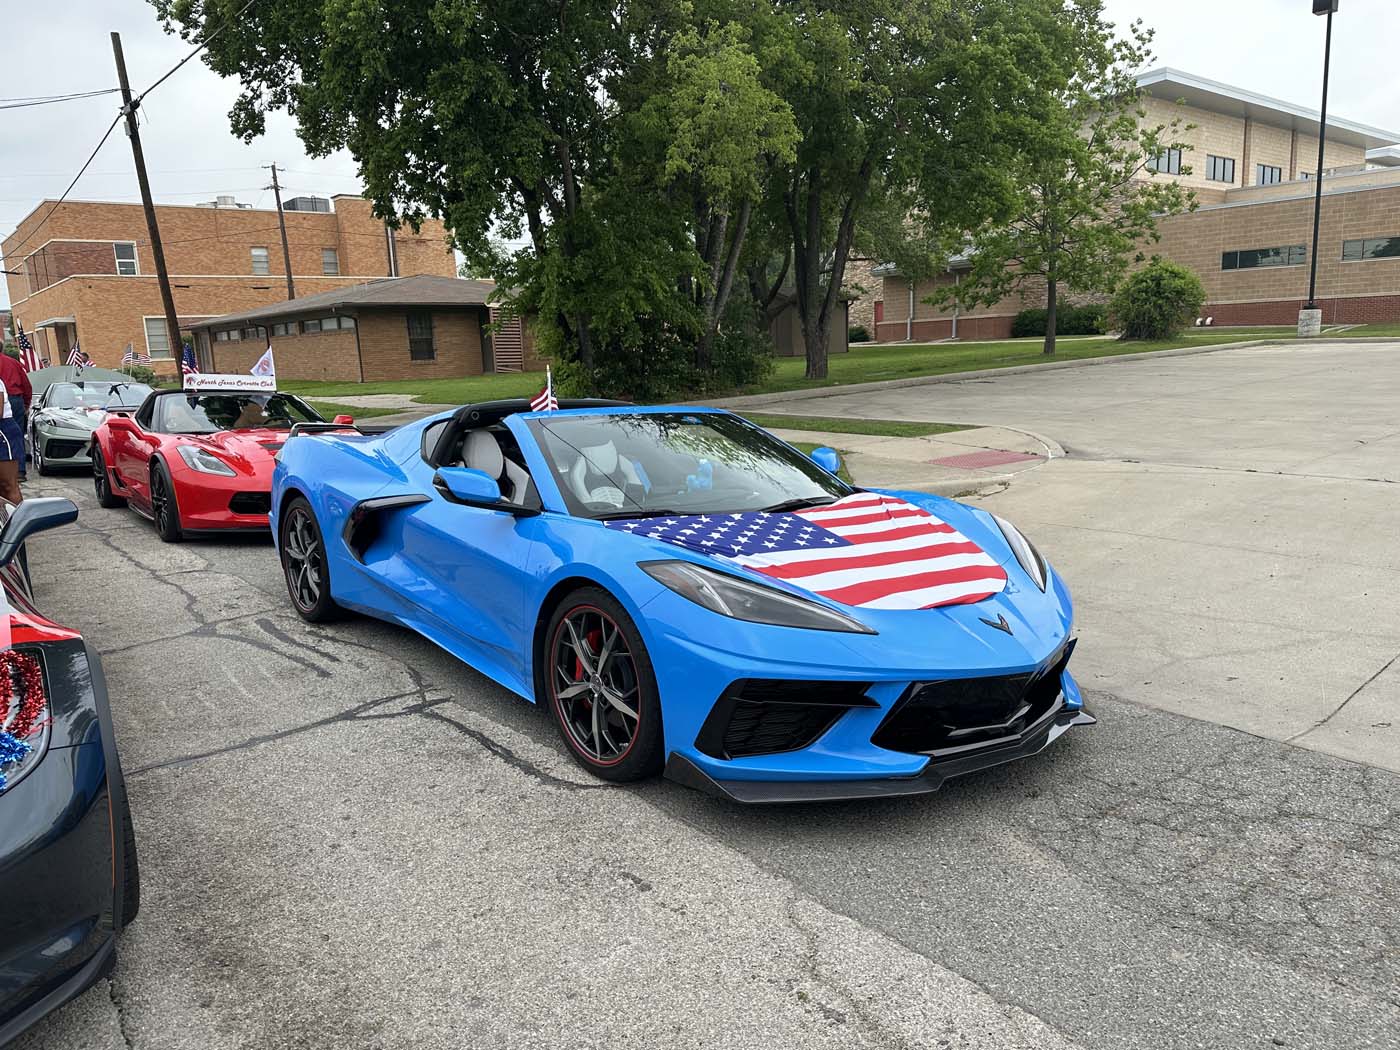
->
[543,587,664,782]
[150,459,183,543]
[118,784,140,926]
[92,447,126,508]
[32,428,52,477]
[279,497,341,622]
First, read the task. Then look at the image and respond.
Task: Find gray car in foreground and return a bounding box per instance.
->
[27,381,152,475]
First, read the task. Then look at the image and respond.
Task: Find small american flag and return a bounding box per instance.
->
[181,346,199,376]
[65,342,89,368]
[16,325,39,372]
[608,493,1009,610]
[530,367,558,412]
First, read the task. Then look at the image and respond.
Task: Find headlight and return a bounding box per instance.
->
[640,560,876,634]
[176,445,237,476]
[993,514,1047,591]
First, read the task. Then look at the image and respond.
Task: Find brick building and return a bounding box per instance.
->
[187,275,542,383]
[872,69,1400,340]
[2,194,456,374]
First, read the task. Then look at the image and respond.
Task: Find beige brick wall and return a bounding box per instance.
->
[1142,98,1247,192]
[844,258,878,335]
[210,327,362,383]
[10,274,374,374]
[1154,182,1400,308]
[357,310,485,382]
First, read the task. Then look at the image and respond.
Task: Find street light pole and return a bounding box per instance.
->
[1300,0,1339,337]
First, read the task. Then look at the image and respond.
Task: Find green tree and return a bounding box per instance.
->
[927,14,1196,355]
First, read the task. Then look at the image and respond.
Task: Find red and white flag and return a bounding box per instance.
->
[251,345,276,378]
[608,493,1009,610]
[530,367,558,413]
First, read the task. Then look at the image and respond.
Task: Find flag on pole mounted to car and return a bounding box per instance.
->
[181,345,199,376]
[65,342,89,368]
[250,345,275,379]
[530,366,558,412]
[16,325,40,373]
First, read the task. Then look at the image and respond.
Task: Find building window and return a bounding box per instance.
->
[114,242,138,276]
[1256,164,1283,186]
[318,315,355,331]
[1206,155,1236,183]
[1221,245,1307,271]
[143,317,173,359]
[1148,148,1182,175]
[241,326,265,341]
[322,248,339,275]
[407,311,435,360]
[251,247,270,275]
[301,319,321,334]
[1342,236,1400,262]
[271,322,293,337]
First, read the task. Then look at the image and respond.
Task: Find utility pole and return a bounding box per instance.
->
[264,163,296,300]
[112,32,184,365]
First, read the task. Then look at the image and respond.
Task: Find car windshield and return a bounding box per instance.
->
[155,393,322,435]
[526,412,851,518]
[49,382,152,409]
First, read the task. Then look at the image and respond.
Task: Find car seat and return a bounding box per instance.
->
[567,441,642,508]
[463,429,530,503]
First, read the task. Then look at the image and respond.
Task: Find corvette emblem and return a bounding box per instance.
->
[979,613,1013,635]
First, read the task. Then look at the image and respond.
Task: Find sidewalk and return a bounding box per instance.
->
[767,423,1060,497]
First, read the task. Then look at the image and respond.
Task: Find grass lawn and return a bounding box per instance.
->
[739,413,970,438]
[280,326,1300,407]
[304,399,404,420]
[1335,323,1400,337]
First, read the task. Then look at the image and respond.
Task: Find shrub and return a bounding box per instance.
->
[1110,260,1206,341]
[1010,305,1108,338]
[847,324,870,343]
[119,364,158,385]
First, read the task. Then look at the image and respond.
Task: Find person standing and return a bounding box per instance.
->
[0,353,33,483]
[0,377,22,505]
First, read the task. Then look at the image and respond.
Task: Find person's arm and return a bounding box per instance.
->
[18,366,31,410]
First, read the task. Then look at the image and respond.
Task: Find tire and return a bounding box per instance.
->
[150,459,184,543]
[542,587,664,783]
[92,447,126,508]
[32,428,52,477]
[279,496,342,622]
[118,784,140,927]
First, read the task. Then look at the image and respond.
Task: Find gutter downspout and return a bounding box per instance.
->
[385,224,399,277]
[907,280,913,342]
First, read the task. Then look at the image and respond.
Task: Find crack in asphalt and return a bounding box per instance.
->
[106,973,135,1050]
[1288,647,1400,742]
[415,704,607,792]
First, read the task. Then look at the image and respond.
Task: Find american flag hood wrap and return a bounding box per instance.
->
[607,492,1009,610]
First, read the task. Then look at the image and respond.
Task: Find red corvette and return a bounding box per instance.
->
[90,389,333,541]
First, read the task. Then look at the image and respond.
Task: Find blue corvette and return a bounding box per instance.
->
[271,400,1092,802]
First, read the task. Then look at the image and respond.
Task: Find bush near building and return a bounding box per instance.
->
[1010,306,1108,338]
[1111,259,1207,340]
[848,325,871,343]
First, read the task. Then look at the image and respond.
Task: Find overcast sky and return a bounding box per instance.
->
[5,0,1398,309]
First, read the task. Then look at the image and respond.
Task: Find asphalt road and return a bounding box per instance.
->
[15,340,1400,1050]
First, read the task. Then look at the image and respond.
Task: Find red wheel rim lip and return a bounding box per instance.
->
[549,603,639,767]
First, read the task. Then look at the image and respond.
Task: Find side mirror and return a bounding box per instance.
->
[434,467,504,507]
[809,446,842,474]
[333,414,355,425]
[0,498,79,568]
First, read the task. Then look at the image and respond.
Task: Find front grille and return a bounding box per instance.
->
[228,492,271,515]
[44,438,87,459]
[872,640,1075,756]
[696,679,876,760]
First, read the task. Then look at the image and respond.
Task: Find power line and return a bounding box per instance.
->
[133,0,261,106]
[0,88,120,111]
[2,114,124,260]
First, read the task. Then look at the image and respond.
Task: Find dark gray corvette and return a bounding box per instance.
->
[27,382,152,475]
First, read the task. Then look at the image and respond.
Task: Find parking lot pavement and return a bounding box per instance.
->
[14,335,1400,1050]
[755,340,1400,773]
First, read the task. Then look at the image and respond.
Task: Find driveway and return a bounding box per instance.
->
[15,343,1400,1050]
[757,340,1400,772]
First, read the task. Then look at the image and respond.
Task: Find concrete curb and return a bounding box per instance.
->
[702,336,1398,410]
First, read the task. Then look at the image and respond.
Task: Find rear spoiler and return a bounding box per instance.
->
[287,422,397,439]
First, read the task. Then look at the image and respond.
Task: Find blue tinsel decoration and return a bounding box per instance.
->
[0,730,33,793]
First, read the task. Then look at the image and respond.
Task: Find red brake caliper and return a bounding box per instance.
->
[575,627,604,710]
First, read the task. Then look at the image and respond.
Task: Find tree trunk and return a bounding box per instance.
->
[1044,276,1058,356]
[697,200,751,370]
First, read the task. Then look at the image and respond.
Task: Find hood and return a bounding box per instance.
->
[183,428,289,466]
[43,407,109,432]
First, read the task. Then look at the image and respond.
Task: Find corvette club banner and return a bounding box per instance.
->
[183,373,278,393]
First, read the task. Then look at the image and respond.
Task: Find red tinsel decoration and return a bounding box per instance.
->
[0,652,46,741]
